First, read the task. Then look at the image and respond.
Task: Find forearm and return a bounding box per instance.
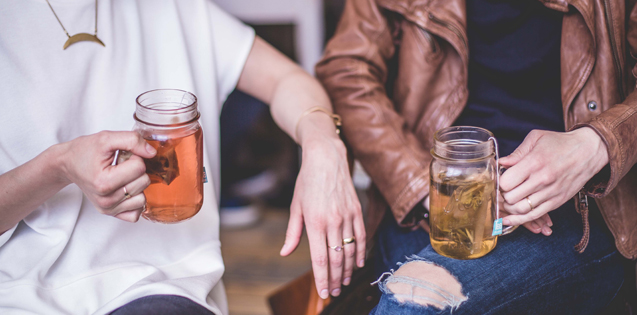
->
[0,144,69,233]
[236,36,339,146]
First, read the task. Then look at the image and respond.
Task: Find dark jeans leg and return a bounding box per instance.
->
[371,204,624,315]
[110,295,214,315]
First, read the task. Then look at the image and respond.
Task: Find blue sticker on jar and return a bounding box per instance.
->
[492,218,503,236]
[203,167,208,183]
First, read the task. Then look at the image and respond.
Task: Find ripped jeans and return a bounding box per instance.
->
[371,202,624,315]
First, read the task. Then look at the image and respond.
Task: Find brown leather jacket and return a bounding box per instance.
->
[316,0,637,259]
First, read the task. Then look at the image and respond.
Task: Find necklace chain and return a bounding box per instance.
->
[45,0,99,39]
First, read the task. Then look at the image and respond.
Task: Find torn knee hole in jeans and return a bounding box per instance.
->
[372,257,467,310]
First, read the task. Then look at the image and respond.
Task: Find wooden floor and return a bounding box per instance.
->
[220,207,312,315]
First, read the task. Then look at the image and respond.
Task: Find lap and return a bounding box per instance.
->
[372,203,624,315]
[110,295,214,315]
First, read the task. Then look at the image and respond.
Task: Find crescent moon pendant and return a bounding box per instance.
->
[63,33,105,50]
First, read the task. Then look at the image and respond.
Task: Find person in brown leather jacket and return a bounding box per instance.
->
[316,0,637,313]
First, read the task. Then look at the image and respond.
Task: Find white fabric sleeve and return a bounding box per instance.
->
[206,1,256,108]
[0,224,18,248]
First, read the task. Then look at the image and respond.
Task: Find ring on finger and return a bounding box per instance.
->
[122,186,132,201]
[328,245,343,252]
[526,197,534,211]
[342,236,356,245]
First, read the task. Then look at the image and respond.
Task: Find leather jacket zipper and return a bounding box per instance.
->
[428,13,467,51]
[604,0,625,100]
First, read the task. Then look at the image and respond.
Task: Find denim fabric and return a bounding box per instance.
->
[110,295,214,315]
[371,203,624,315]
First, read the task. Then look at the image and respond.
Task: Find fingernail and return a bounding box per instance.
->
[359,260,365,268]
[530,222,540,231]
[343,277,351,286]
[331,288,341,297]
[502,218,511,226]
[547,221,553,227]
[543,226,552,235]
[146,143,157,155]
[320,289,329,299]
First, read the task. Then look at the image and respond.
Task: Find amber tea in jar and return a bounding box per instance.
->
[429,126,504,259]
[134,89,203,223]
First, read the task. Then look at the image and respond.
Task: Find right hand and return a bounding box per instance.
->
[59,131,157,222]
[497,190,553,236]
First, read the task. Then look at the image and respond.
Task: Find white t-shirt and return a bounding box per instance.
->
[0,0,255,314]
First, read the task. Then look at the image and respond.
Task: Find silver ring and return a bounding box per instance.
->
[328,245,343,252]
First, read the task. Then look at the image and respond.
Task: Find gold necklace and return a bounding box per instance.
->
[45,0,105,50]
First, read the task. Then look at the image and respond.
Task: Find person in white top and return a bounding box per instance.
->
[0,0,364,314]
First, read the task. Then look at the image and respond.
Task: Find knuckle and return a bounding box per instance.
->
[95,197,114,210]
[309,219,325,231]
[314,255,329,268]
[330,255,344,268]
[94,178,113,195]
[344,246,356,258]
[142,174,151,188]
[97,131,111,144]
[133,160,147,176]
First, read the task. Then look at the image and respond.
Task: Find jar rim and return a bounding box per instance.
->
[136,89,198,113]
[432,126,495,160]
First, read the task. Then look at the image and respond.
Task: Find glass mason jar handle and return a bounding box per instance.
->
[490,137,519,236]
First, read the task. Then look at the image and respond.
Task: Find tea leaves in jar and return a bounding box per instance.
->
[430,171,497,259]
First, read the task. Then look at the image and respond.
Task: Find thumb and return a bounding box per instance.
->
[101,131,157,159]
[500,130,543,167]
[280,204,304,256]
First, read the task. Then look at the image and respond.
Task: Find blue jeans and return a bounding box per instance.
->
[371,203,624,315]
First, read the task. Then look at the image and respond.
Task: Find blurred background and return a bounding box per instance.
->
[212,1,366,314]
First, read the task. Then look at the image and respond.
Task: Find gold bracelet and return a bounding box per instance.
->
[294,106,342,141]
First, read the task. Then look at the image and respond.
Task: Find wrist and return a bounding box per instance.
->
[297,113,342,147]
[577,127,609,171]
[45,142,72,187]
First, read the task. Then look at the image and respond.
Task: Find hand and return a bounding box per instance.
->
[496,190,553,236]
[280,137,365,299]
[59,131,157,222]
[498,128,608,228]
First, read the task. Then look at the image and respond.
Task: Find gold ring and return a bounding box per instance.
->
[526,197,534,211]
[342,237,356,245]
[123,186,131,201]
[328,245,343,252]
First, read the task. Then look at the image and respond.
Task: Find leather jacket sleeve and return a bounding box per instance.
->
[574,2,637,198]
[316,0,430,227]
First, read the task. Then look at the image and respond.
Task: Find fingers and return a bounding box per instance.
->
[307,229,330,300]
[94,173,151,210]
[501,177,542,206]
[499,130,544,167]
[353,213,366,269]
[341,224,355,287]
[100,155,148,196]
[115,208,145,223]
[326,222,344,297]
[502,199,555,227]
[281,204,304,256]
[98,131,157,159]
[521,214,552,236]
[107,192,146,222]
[501,190,551,216]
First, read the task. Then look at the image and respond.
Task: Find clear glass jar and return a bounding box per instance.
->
[134,89,203,223]
[429,126,498,259]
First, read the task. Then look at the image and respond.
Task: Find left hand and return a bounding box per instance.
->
[279,135,365,299]
[498,128,608,228]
